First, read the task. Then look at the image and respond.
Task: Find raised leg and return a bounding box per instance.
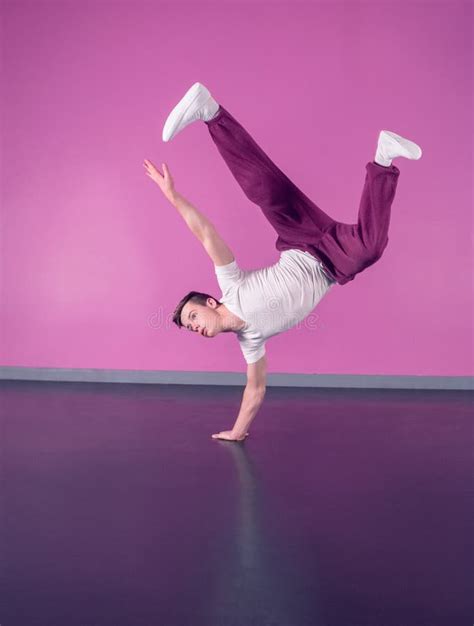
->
[205,106,336,249]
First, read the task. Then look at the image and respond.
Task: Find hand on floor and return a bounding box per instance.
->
[211,430,249,442]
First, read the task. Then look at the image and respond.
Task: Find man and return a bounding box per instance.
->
[143,82,422,442]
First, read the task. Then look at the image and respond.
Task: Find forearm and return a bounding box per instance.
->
[169,190,214,240]
[231,385,266,438]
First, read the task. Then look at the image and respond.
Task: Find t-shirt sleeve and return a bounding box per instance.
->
[238,337,266,365]
[214,259,244,295]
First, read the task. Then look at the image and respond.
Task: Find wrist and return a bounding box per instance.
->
[231,429,248,440]
[167,190,178,205]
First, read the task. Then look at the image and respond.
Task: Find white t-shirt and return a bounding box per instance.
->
[214,249,336,364]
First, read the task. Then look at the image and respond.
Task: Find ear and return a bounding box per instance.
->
[207,297,217,309]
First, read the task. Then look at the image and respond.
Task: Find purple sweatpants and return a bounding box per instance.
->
[205,105,401,285]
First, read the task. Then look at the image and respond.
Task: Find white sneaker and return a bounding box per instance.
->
[162,82,220,142]
[375,130,423,166]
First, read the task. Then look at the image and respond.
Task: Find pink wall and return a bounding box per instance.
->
[1,0,472,376]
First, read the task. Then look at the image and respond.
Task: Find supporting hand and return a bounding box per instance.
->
[211,430,249,442]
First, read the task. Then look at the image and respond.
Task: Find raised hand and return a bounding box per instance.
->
[143,159,175,201]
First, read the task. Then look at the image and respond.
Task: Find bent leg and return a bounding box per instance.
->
[310,161,401,284]
[205,105,335,249]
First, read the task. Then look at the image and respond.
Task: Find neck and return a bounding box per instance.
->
[218,305,246,333]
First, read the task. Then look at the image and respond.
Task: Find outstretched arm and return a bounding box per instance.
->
[144,159,234,265]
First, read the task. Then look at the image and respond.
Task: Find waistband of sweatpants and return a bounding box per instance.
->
[299,249,337,283]
[321,266,337,283]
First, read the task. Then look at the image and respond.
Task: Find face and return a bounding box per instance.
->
[180,298,221,338]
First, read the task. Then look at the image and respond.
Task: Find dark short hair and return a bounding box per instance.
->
[172,291,222,329]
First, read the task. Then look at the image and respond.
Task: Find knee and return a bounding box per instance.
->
[364,237,388,265]
[374,237,389,259]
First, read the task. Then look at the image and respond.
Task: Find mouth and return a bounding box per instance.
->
[202,328,207,336]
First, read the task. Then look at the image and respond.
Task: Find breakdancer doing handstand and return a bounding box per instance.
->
[143,82,422,442]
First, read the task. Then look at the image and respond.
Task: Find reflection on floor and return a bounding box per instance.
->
[0,380,472,626]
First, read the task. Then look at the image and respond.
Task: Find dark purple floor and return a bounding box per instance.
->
[0,380,472,626]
